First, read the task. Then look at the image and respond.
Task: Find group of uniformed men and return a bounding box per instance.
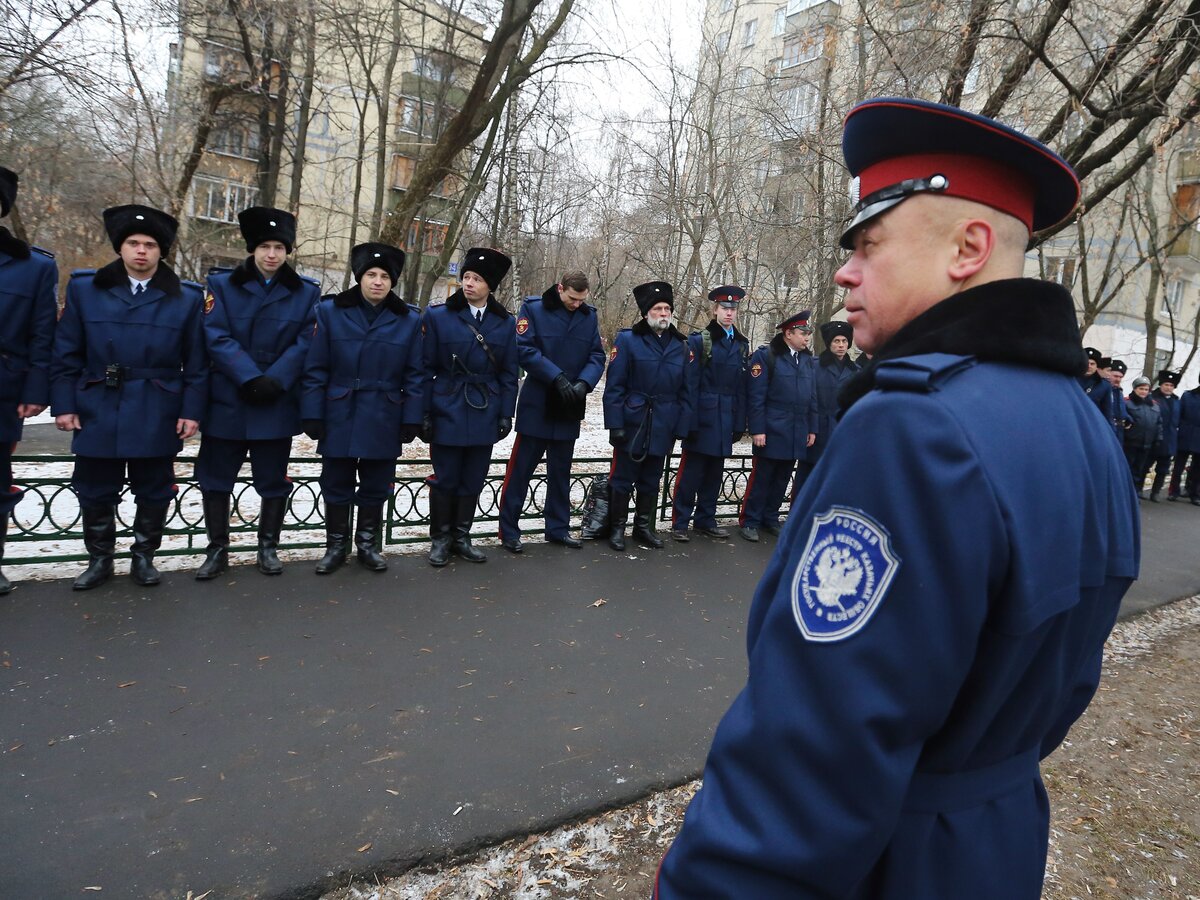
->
[0,165,855,594]
[1077,348,1200,502]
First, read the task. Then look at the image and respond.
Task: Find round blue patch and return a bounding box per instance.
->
[791,507,901,642]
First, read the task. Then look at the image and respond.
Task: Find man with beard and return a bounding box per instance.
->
[52,205,207,590]
[421,248,518,565]
[670,285,749,542]
[497,270,605,552]
[602,281,694,551]
[195,207,320,579]
[0,166,57,594]
[656,97,1137,900]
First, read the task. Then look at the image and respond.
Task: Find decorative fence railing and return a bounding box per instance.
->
[7,453,758,565]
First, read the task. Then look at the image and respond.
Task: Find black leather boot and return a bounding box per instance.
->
[315,503,352,574]
[632,491,664,549]
[451,495,487,563]
[0,515,11,595]
[74,505,116,591]
[130,503,169,586]
[428,490,453,567]
[608,489,630,552]
[256,496,287,575]
[195,492,231,580]
[354,504,388,571]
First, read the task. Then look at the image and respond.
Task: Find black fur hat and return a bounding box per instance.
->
[820,320,853,345]
[634,281,673,315]
[238,206,296,252]
[461,247,512,291]
[0,166,16,218]
[1157,370,1181,386]
[352,242,406,284]
[103,204,178,254]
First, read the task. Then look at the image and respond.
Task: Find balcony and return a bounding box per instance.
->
[1167,226,1200,272]
[1176,151,1200,185]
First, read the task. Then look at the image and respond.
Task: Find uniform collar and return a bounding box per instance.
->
[706,318,746,343]
[541,284,594,315]
[92,257,182,296]
[229,255,303,291]
[333,285,408,316]
[0,226,29,260]
[631,318,686,341]
[445,287,511,319]
[839,278,1086,412]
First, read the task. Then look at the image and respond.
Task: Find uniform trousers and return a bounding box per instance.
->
[1124,445,1156,489]
[196,436,292,497]
[671,450,726,530]
[319,457,395,506]
[1169,451,1200,499]
[72,455,176,507]
[497,434,575,541]
[740,456,798,528]
[789,459,816,503]
[610,449,666,496]
[0,442,20,516]
[1149,454,1174,495]
[430,444,492,497]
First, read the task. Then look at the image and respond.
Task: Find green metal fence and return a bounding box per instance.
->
[7,452,759,565]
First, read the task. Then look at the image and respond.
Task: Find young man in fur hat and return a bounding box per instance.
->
[195,207,320,579]
[420,247,518,566]
[657,98,1138,900]
[670,285,749,542]
[301,242,425,573]
[1169,380,1200,505]
[602,281,694,551]
[1147,370,1181,501]
[808,319,859,467]
[1076,346,1113,420]
[738,310,818,542]
[0,166,58,594]
[51,204,207,590]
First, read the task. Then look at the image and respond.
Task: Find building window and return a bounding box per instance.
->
[1163,279,1185,317]
[782,83,820,132]
[782,28,824,68]
[786,0,833,14]
[209,120,260,159]
[774,6,787,35]
[719,0,733,12]
[413,54,453,83]
[406,219,449,256]
[1045,256,1077,287]
[735,66,753,88]
[742,19,758,47]
[191,176,259,223]
[715,30,731,52]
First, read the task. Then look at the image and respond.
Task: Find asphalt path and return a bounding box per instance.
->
[0,502,1196,898]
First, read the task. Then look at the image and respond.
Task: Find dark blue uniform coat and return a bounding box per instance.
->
[50,260,207,458]
[0,229,57,443]
[301,288,425,460]
[809,348,859,463]
[422,290,518,446]
[681,320,748,458]
[1177,388,1200,454]
[1150,389,1180,458]
[657,282,1139,900]
[1110,383,1130,440]
[746,336,818,460]
[1077,371,1114,424]
[203,259,319,440]
[513,286,605,441]
[602,320,694,457]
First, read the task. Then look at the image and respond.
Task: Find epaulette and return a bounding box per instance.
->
[320,293,337,302]
[70,269,97,278]
[207,266,233,275]
[301,275,321,287]
[31,245,55,259]
[183,279,204,292]
[874,353,976,393]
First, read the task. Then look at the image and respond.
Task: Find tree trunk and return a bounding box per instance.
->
[288,0,317,213]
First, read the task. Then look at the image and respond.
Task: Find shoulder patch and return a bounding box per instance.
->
[750,362,763,378]
[31,245,55,259]
[516,316,530,335]
[791,507,900,643]
[688,348,695,363]
[609,344,618,362]
[204,291,216,315]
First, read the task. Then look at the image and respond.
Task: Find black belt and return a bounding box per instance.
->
[332,379,403,391]
[91,366,179,381]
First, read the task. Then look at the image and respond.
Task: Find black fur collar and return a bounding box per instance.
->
[229,255,303,290]
[705,319,747,343]
[92,257,182,296]
[819,349,857,369]
[631,318,686,341]
[333,286,408,316]
[839,278,1086,412]
[446,287,512,318]
[0,226,29,260]
[769,334,811,356]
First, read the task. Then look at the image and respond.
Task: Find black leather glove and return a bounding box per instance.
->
[687,431,699,443]
[301,419,325,441]
[497,417,513,440]
[609,428,626,447]
[399,423,422,444]
[240,375,285,404]
[553,373,575,404]
[570,380,589,402]
[419,415,434,444]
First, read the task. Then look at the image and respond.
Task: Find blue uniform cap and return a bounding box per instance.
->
[708,285,745,308]
[840,97,1080,249]
[777,310,813,332]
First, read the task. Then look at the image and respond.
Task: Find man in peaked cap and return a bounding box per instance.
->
[301,242,425,573]
[738,309,818,542]
[497,269,605,553]
[195,206,320,579]
[420,247,519,566]
[0,166,58,594]
[1147,370,1181,501]
[602,281,694,551]
[657,98,1138,900]
[669,285,749,542]
[51,204,208,590]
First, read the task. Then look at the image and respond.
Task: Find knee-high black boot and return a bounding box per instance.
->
[632,491,664,549]
[315,503,352,574]
[0,515,11,595]
[428,490,454,568]
[608,489,630,552]
[74,505,116,591]
[195,492,231,580]
[130,503,170,586]
[257,496,287,575]
[450,495,487,563]
[355,504,388,571]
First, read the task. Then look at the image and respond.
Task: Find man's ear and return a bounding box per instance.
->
[947,218,994,283]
